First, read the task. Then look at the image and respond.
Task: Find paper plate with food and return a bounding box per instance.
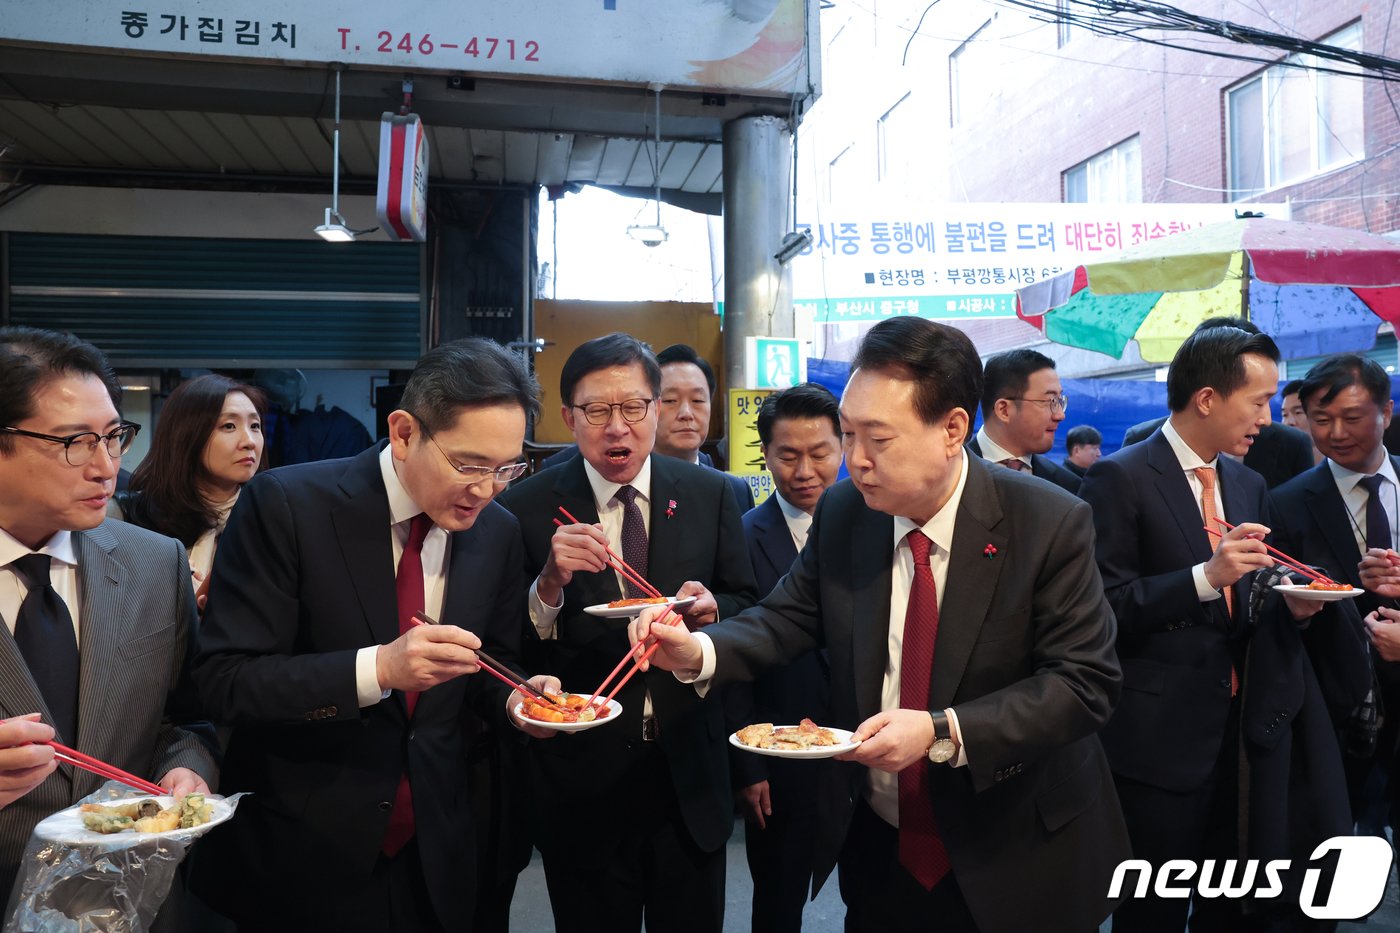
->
[583,595,697,618]
[1273,580,1361,602]
[35,793,236,848]
[514,692,624,733]
[729,719,860,759]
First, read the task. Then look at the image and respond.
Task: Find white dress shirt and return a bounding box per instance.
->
[355,445,452,707]
[1327,456,1400,555]
[0,527,81,645]
[1160,418,1228,603]
[773,491,814,553]
[689,451,972,829]
[975,426,1029,471]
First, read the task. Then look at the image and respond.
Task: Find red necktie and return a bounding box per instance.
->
[382,512,432,857]
[898,530,952,890]
[997,457,1029,472]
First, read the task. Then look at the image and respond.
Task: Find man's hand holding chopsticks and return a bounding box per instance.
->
[0,715,57,809]
[376,623,483,692]
[627,606,704,673]
[538,521,611,606]
[1202,521,1273,591]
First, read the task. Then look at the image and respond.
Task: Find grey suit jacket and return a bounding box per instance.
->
[0,520,216,893]
[704,457,1129,932]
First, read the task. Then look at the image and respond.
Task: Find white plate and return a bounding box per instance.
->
[513,695,624,733]
[1273,582,1362,602]
[729,725,860,759]
[583,595,697,619]
[34,795,235,848]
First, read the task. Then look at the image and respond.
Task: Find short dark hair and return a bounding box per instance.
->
[401,338,541,434]
[559,333,661,406]
[849,318,982,426]
[0,327,122,454]
[656,344,716,397]
[1281,380,1304,399]
[1298,353,1392,412]
[129,374,268,546]
[1166,326,1281,412]
[756,383,841,445]
[1192,316,1260,336]
[1065,424,1102,450]
[980,349,1057,419]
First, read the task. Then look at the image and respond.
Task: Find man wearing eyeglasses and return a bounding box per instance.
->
[192,338,560,933]
[0,327,216,902]
[966,349,1080,495]
[497,332,757,933]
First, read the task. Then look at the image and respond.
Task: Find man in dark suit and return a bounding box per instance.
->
[1081,326,1363,931]
[633,317,1130,933]
[497,333,757,933]
[1062,424,1102,479]
[542,344,755,513]
[1272,355,1397,823]
[966,348,1080,494]
[193,339,557,932]
[724,383,842,933]
[0,327,216,898]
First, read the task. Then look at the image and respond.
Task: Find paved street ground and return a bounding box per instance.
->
[511,820,1400,932]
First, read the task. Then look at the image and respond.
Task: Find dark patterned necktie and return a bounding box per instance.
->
[10,554,79,742]
[616,486,649,598]
[382,512,432,858]
[898,530,951,890]
[997,458,1028,472]
[1360,474,1393,552]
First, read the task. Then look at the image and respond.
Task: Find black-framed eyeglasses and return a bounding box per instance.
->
[0,422,141,466]
[571,398,656,426]
[412,417,529,485]
[1009,395,1069,413]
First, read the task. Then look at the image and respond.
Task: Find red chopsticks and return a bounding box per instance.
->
[554,507,686,712]
[409,611,561,706]
[0,718,168,796]
[1207,518,1339,585]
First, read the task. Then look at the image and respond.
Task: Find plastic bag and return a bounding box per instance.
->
[4,781,244,933]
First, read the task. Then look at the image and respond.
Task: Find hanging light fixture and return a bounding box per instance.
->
[315,64,355,242]
[627,83,668,247]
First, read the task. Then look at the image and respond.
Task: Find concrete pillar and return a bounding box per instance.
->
[721,114,793,394]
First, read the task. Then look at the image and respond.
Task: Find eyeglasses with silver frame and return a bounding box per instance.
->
[0,422,141,466]
[1009,395,1069,413]
[412,416,529,485]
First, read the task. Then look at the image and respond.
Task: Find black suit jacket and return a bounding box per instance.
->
[1123,417,1314,490]
[704,458,1130,933]
[1081,431,1363,869]
[497,454,758,854]
[542,447,754,512]
[192,444,526,929]
[966,435,1081,495]
[723,494,831,791]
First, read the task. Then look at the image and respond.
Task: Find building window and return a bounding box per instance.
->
[1056,0,1074,47]
[877,93,913,183]
[1064,136,1142,202]
[949,19,991,128]
[1226,22,1364,199]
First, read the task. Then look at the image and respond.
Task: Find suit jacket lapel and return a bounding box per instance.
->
[1218,458,1256,620]
[1301,464,1364,588]
[1147,433,1216,566]
[73,527,124,768]
[850,506,894,721]
[931,458,1008,709]
[330,447,400,658]
[752,497,797,583]
[647,459,683,596]
[0,579,65,794]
